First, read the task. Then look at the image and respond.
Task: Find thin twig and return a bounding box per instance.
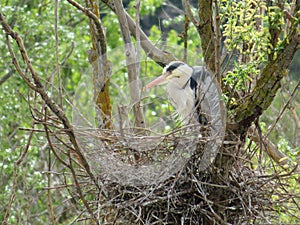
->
[0,10,101,199]
[54,0,63,108]
[266,78,300,137]
[0,70,14,86]
[183,0,199,27]
[68,151,100,225]
[2,121,35,225]
[101,0,176,66]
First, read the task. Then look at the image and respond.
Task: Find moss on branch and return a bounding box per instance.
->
[234,25,300,127]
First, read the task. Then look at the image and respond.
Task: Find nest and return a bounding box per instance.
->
[74,122,219,186]
[66,122,299,225]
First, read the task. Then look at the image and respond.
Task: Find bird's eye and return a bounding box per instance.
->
[164,71,172,78]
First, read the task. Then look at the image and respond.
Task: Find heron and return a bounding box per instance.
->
[144,61,211,125]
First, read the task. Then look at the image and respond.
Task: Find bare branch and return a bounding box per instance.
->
[135,0,141,72]
[54,0,62,108]
[67,0,107,57]
[67,0,113,128]
[290,106,300,128]
[2,121,35,225]
[265,78,300,137]
[0,11,100,194]
[249,127,289,167]
[213,0,221,84]
[101,0,176,67]
[183,0,199,26]
[113,0,145,129]
[0,70,14,86]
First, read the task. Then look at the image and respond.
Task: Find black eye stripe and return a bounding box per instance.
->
[166,62,184,73]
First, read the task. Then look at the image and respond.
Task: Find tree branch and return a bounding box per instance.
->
[234,16,300,128]
[2,121,35,225]
[0,70,14,86]
[213,0,221,84]
[249,127,289,167]
[68,0,113,129]
[0,11,100,193]
[113,0,145,130]
[101,0,176,67]
[197,0,216,73]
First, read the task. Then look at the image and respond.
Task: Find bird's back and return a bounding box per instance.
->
[190,66,212,124]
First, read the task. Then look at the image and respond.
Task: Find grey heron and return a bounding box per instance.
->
[144,61,210,125]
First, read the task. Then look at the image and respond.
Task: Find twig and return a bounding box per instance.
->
[44,120,70,168]
[66,0,106,55]
[0,10,101,202]
[265,78,300,137]
[0,70,14,86]
[68,0,113,128]
[289,106,300,128]
[54,0,63,108]
[68,151,100,225]
[135,0,141,70]
[2,121,35,225]
[183,0,199,27]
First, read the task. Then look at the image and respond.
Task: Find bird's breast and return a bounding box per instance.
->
[166,82,195,121]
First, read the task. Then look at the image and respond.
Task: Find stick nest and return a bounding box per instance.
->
[68,126,299,224]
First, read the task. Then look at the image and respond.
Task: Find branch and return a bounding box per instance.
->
[0,70,14,86]
[290,106,300,128]
[2,121,35,225]
[67,0,107,57]
[67,0,113,128]
[0,12,99,191]
[213,0,221,84]
[183,0,199,27]
[197,0,216,73]
[101,0,176,67]
[249,127,289,167]
[113,0,145,129]
[54,0,63,108]
[234,17,300,128]
[265,78,300,137]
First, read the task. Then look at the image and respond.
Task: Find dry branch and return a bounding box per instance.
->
[0,13,102,222]
[0,70,14,86]
[101,0,177,66]
[67,0,113,128]
[113,0,145,129]
[2,121,35,225]
[249,127,289,166]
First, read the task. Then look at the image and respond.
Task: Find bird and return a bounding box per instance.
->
[143,61,210,125]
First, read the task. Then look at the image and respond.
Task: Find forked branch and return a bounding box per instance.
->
[0,13,101,217]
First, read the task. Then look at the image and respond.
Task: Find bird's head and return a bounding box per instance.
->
[143,61,193,91]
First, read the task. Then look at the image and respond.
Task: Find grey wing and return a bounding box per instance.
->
[191,66,212,124]
[192,66,226,169]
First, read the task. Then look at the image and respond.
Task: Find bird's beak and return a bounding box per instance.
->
[143,73,168,91]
